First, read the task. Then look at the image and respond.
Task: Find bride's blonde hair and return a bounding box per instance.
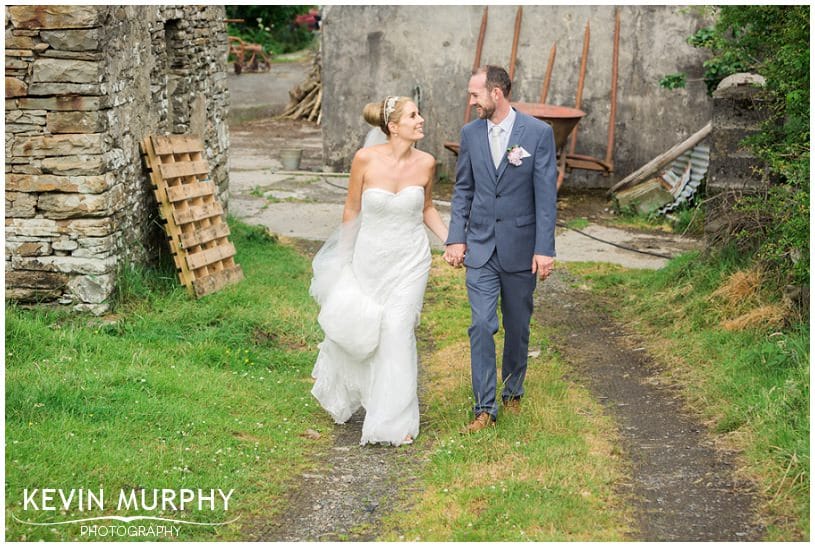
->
[363,96,411,136]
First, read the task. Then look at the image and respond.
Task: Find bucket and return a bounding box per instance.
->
[279,148,303,171]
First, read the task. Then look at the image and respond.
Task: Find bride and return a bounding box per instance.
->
[310,96,449,446]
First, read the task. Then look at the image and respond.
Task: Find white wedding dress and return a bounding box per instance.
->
[310,185,431,446]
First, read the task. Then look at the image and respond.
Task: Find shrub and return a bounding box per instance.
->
[663,6,810,287]
[226,6,316,56]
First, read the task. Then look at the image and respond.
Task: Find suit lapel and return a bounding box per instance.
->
[477,120,498,184]
[496,113,527,183]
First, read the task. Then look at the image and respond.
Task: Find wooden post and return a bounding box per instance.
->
[508,7,523,82]
[607,122,712,196]
[605,8,621,169]
[568,21,590,156]
[464,7,489,124]
[539,42,557,104]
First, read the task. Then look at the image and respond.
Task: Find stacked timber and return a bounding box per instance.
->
[280,49,322,123]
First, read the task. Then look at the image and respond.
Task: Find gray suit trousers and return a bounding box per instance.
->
[465,250,537,418]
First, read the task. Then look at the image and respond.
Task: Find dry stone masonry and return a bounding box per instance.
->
[707,73,770,193]
[704,72,770,239]
[6,5,230,314]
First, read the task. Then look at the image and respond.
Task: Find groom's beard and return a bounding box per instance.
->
[476,103,495,120]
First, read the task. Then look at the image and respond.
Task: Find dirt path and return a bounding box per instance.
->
[227,60,312,123]
[537,270,765,541]
[248,410,425,541]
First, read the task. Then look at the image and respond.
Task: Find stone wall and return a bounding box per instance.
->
[704,72,770,239]
[5,5,230,313]
[321,5,714,188]
[707,73,770,194]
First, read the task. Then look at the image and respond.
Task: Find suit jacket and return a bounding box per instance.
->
[446,110,558,272]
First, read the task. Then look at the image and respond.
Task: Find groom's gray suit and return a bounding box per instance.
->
[446,108,558,419]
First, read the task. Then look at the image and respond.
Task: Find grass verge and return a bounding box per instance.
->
[377,256,634,541]
[566,251,809,540]
[5,221,330,541]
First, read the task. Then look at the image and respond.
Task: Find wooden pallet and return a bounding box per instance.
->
[141,135,244,298]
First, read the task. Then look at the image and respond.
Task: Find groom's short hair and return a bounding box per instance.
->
[475,65,511,99]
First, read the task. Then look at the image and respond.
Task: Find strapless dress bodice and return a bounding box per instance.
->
[360,186,425,232]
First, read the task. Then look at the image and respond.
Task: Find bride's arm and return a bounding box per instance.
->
[343,149,369,223]
[424,206,448,245]
[422,159,449,244]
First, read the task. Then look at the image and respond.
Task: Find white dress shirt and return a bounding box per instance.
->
[487,107,517,167]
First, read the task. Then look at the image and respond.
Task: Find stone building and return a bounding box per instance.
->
[321,5,715,187]
[5,5,230,313]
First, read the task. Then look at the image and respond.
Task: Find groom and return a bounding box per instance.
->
[444,65,558,433]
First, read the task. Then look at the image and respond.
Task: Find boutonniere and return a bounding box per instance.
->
[506,145,531,166]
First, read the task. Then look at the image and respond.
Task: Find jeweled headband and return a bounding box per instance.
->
[383,96,398,124]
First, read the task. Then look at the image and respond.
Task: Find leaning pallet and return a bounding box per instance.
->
[141,135,244,298]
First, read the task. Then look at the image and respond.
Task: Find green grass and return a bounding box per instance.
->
[667,202,705,236]
[564,217,590,231]
[377,258,633,541]
[567,250,809,541]
[609,201,705,236]
[11,220,801,540]
[5,221,331,541]
[609,211,674,233]
[249,185,317,204]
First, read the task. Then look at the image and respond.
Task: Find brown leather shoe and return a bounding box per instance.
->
[463,412,495,434]
[503,397,521,415]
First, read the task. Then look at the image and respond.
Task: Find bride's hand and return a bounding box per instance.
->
[444,243,466,268]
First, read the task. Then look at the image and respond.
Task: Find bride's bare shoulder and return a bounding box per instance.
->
[413,148,436,168]
[354,144,388,162]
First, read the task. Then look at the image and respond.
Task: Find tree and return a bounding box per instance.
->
[225,6,316,55]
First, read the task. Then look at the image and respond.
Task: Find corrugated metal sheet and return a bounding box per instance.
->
[658,142,709,215]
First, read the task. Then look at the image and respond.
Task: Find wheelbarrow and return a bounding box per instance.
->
[227,36,272,74]
[510,102,584,150]
[443,102,585,187]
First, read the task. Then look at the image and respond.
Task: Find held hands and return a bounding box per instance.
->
[444,243,466,268]
[445,247,553,278]
[532,255,554,280]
